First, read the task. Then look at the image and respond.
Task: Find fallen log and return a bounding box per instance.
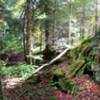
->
[32,45,73,75]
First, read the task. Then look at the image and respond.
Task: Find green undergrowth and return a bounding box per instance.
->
[49,68,78,95]
[26,67,78,95]
[68,36,100,82]
[0,61,38,79]
[49,96,57,100]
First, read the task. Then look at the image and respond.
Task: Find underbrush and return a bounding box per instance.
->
[68,37,100,83]
[47,68,78,96]
[0,61,38,79]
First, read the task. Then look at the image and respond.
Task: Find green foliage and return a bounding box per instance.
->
[49,96,57,100]
[36,85,56,96]
[58,77,78,94]
[36,88,46,95]
[1,62,37,78]
[0,60,6,66]
[68,37,100,82]
[15,86,22,93]
[52,68,65,77]
[50,67,78,94]
[94,72,100,82]
[50,76,78,94]
[2,95,8,100]
[27,54,43,61]
[0,34,23,52]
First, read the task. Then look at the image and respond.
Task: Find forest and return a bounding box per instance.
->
[0,0,100,100]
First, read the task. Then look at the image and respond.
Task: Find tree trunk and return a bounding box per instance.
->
[43,1,51,60]
[24,0,33,64]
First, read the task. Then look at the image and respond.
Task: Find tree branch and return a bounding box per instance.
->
[32,47,72,75]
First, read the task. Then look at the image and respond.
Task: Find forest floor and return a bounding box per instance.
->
[1,61,100,100]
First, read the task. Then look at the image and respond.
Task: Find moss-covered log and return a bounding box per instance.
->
[68,35,100,80]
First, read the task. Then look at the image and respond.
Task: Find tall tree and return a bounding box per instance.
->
[43,0,53,59]
[24,0,33,64]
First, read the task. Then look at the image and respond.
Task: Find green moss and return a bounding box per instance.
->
[49,96,57,100]
[52,68,65,77]
[68,36,100,78]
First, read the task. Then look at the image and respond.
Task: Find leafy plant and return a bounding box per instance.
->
[68,36,100,82]
[36,88,46,95]
[58,77,78,94]
[50,75,78,94]
[49,96,57,100]
[1,62,37,78]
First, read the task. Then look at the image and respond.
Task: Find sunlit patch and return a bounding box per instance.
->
[2,78,24,89]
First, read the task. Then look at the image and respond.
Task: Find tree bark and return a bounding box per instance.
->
[43,1,51,60]
[32,48,71,75]
[24,0,33,64]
